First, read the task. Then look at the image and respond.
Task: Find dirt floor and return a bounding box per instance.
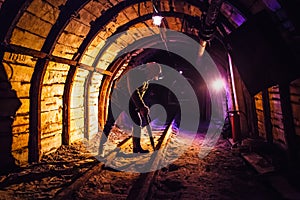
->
[149,133,281,200]
[0,141,98,199]
[0,127,282,200]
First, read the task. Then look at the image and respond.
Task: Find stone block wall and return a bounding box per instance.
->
[88,72,103,138]
[41,62,69,154]
[10,0,64,50]
[52,0,113,60]
[70,68,89,143]
[2,52,36,165]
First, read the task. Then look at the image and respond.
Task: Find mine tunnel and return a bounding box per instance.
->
[1,0,300,199]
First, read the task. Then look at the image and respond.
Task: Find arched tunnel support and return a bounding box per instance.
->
[0,0,243,167]
[28,0,91,163]
[1,0,299,171]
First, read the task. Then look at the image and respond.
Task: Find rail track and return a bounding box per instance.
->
[54,121,175,200]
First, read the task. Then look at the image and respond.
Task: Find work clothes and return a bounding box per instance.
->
[99,63,161,154]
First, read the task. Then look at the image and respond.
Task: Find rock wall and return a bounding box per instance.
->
[2,53,35,165]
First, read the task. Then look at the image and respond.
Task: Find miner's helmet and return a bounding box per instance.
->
[144,62,163,81]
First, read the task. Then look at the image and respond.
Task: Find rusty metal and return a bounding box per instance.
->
[228,110,241,143]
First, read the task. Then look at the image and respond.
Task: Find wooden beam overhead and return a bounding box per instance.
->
[0,43,112,76]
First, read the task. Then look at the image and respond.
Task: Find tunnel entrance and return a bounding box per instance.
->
[98,48,215,136]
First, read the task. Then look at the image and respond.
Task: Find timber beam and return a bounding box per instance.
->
[0,43,112,76]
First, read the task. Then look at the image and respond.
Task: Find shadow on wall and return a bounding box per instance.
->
[0,62,21,172]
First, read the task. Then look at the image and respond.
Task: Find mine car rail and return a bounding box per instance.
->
[54,120,175,200]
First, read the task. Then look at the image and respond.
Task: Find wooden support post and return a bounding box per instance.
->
[279,83,297,164]
[84,72,92,140]
[251,96,259,138]
[29,59,48,163]
[62,66,77,145]
[262,89,273,144]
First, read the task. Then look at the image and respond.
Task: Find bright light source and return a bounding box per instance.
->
[179,70,183,74]
[212,79,225,91]
[152,14,163,26]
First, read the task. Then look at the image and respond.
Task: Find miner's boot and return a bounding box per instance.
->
[132,137,149,153]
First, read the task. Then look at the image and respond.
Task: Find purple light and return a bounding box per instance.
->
[262,0,281,11]
[231,12,246,27]
[221,2,246,27]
